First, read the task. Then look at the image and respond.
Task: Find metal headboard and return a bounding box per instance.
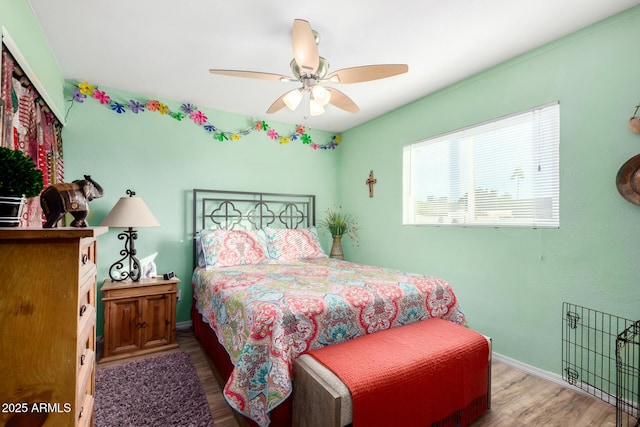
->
[192,189,316,264]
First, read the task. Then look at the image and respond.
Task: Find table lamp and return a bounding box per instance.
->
[101,189,159,282]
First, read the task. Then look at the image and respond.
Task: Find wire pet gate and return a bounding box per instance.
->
[562,302,639,426]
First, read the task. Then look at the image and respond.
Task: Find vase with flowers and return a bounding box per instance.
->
[317,205,359,259]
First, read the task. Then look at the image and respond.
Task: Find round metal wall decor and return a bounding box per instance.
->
[616,153,640,205]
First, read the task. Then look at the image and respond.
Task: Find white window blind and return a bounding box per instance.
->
[403,102,559,228]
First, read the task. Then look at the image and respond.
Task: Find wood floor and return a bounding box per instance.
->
[98,328,619,427]
[469,361,616,426]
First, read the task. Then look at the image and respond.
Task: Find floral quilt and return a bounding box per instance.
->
[192,257,466,427]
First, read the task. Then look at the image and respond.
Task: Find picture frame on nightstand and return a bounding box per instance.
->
[140,252,158,279]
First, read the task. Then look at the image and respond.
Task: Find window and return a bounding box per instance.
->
[403,102,559,228]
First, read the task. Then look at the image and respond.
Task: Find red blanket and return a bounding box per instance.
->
[309,318,489,427]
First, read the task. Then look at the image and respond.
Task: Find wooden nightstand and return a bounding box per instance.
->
[100,276,179,363]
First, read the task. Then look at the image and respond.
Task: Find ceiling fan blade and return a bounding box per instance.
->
[209,69,293,81]
[266,90,296,114]
[292,19,319,75]
[326,87,360,113]
[326,64,408,84]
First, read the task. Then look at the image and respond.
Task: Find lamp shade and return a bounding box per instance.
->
[101,194,159,228]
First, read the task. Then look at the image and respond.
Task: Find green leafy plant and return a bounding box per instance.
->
[318,205,360,246]
[0,147,44,198]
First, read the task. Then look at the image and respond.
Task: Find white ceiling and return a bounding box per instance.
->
[28,0,640,133]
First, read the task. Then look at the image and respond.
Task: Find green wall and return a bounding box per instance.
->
[61,85,340,335]
[338,6,640,375]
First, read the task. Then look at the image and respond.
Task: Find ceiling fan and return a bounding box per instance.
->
[209,19,408,116]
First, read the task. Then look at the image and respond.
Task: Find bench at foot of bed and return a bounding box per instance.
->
[292,318,492,427]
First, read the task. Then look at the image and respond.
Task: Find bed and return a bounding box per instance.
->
[190,189,468,427]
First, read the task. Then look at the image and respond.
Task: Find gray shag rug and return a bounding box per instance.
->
[95,351,214,427]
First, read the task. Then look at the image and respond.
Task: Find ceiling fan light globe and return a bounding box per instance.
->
[309,98,325,116]
[283,89,303,110]
[311,86,331,106]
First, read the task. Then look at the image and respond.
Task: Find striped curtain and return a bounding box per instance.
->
[1,47,64,227]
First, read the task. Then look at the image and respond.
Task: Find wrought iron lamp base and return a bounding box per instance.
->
[108,227,141,282]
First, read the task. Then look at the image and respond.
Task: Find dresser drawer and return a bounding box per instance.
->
[78,281,90,309]
[77,394,94,427]
[76,349,95,414]
[79,239,97,283]
[103,282,176,299]
[78,275,96,314]
[77,303,96,354]
[77,293,95,327]
[80,263,97,290]
[77,346,95,376]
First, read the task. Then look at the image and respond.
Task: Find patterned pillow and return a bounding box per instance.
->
[199,229,268,267]
[195,235,206,267]
[263,227,327,262]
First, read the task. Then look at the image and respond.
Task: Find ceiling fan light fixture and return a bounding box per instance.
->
[311,85,331,106]
[309,98,325,116]
[283,89,303,110]
[209,19,407,116]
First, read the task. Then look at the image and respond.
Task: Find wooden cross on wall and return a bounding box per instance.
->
[366,170,377,198]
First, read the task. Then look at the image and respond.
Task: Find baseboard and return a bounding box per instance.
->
[492,352,595,399]
[176,320,193,330]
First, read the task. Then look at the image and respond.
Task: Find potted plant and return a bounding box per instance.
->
[318,205,359,259]
[0,147,44,227]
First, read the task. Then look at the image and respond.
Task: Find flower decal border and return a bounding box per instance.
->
[69,82,342,150]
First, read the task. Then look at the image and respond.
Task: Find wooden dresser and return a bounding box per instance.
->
[100,277,179,363]
[0,227,106,427]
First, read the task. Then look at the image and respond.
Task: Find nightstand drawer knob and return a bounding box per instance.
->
[80,354,85,365]
[79,304,87,317]
[81,254,89,265]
